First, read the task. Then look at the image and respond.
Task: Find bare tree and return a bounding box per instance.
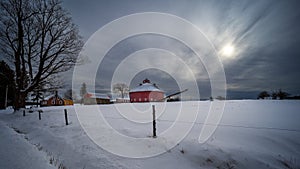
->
[0,0,83,109]
[113,83,129,99]
[64,89,76,100]
[257,91,270,99]
[272,89,289,100]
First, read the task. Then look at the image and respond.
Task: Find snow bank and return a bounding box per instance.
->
[0,121,55,169]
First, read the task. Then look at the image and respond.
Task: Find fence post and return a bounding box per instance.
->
[38,110,41,120]
[152,105,157,138]
[23,110,25,116]
[64,109,68,125]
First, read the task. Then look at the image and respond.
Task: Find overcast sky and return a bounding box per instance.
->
[62,0,300,99]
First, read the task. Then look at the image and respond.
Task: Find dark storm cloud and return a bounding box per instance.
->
[63,0,300,99]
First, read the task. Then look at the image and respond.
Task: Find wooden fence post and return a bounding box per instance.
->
[152,105,157,138]
[38,110,41,120]
[64,109,68,125]
[23,110,25,116]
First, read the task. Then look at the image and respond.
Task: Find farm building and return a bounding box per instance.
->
[129,78,165,103]
[40,92,73,107]
[83,93,110,105]
[115,98,130,103]
[109,93,130,103]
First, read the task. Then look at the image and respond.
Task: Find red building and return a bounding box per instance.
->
[129,79,165,103]
[40,92,73,107]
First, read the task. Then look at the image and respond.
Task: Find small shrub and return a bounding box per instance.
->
[180,148,185,154]
[206,158,213,163]
[58,163,68,169]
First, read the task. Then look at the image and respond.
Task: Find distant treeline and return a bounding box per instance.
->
[257,89,299,100]
[286,96,300,100]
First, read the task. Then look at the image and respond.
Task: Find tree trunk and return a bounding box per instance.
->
[14,91,26,110]
[121,91,124,99]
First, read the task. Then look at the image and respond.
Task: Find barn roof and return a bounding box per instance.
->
[130,80,164,93]
[84,93,110,99]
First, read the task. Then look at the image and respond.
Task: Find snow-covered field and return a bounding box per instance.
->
[0,100,299,169]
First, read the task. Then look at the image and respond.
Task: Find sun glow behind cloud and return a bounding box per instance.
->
[220,44,235,58]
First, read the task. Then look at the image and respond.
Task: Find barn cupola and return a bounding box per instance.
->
[142,78,150,84]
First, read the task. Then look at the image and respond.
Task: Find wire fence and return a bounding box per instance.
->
[102,116,300,133]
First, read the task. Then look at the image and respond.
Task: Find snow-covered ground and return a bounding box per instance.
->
[0,100,299,169]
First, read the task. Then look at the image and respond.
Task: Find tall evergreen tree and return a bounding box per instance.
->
[80,83,87,103]
[0,60,15,109]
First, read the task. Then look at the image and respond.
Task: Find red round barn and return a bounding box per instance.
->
[129,79,165,103]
